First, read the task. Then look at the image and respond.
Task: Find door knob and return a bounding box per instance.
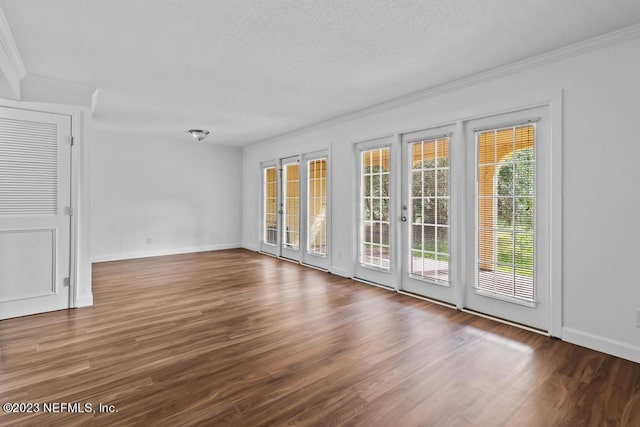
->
[401,216,407,222]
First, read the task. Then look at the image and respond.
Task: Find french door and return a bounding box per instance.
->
[353,107,551,331]
[260,151,330,269]
[463,108,550,331]
[400,126,458,303]
[354,137,398,288]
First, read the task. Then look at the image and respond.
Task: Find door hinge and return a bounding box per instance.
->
[63,277,70,287]
[68,135,75,146]
[64,206,73,216]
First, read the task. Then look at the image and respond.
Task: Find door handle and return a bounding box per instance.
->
[400,216,407,222]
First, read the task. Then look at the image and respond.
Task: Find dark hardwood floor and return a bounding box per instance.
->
[1,249,639,426]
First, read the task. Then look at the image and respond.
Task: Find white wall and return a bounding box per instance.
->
[92,131,242,261]
[243,37,640,362]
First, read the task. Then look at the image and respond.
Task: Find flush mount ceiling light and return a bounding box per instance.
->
[187,129,210,142]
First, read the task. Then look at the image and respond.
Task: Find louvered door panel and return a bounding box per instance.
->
[0,117,58,215]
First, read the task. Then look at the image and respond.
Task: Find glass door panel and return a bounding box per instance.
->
[260,161,279,255]
[464,107,549,331]
[302,151,330,270]
[281,156,301,261]
[354,138,396,287]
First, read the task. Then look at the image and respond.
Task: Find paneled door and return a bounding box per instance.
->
[401,126,457,303]
[463,107,550,331]
[354,137,397,288]
[0,107,72,320]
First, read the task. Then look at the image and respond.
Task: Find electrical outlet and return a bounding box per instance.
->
[146,237,152,245]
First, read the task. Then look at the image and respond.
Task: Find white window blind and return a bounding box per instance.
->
[476,124,536,303]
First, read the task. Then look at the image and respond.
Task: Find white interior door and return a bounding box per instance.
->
[463,107,550,331]
[280,156,301,262]
[401,126,457,304]
[260,161,279,256]
[354,137,397,288]
[0,107,72,320]
[301,151,330,270]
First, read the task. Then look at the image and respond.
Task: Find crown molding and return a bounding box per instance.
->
[244,23,640,150]
[0,6,26,99]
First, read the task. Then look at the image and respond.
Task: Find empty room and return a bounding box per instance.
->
[1,1,639,425]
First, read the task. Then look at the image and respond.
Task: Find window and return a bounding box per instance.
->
[476,124,535,303]
[360,147,391,270]
[282,162,300,250]
[410,137,450,283]
[263,166,278,245]
[307,159,327,256]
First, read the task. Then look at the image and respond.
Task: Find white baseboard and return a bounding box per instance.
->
[562,327,640,364]
[92,243,242,263]
[242,243,258,252]
[330,266,351,278]
[75,293,93,308]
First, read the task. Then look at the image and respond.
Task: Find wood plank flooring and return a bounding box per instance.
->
[1,249,639,426]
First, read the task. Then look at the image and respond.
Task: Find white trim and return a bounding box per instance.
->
[91,243,242,263]
[353,277,394,291]
[75,293,93,307]
[329,266,350,278]
[549,91,564,338]
[460,308,550,336]
[397,290,457,309]
[244,24,640,149]
[242,243,258,252]
[0,7,26,99]
[562,327,640,364]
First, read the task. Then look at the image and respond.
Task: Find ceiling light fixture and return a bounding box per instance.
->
[187,129,210,142]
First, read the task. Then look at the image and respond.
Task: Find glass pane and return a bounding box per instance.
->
[412,198,423,224]
[423,198,436,225]
[422,170,435,197]
[436,198,449,225]
[437,168,449,196]
[436,226,448,254]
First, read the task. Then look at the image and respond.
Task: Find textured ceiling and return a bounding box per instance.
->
[1,0,640,146]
